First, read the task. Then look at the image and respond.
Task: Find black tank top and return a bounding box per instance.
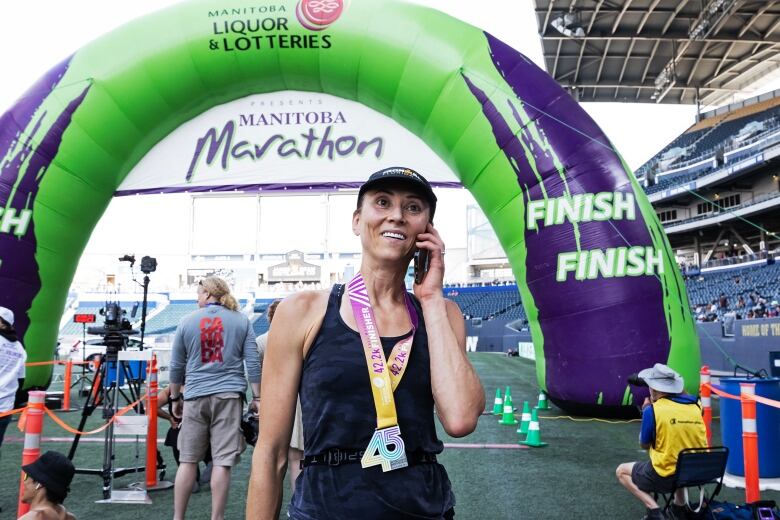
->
[289,284,454,519]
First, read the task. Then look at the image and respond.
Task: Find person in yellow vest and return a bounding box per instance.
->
[616,363,707,520]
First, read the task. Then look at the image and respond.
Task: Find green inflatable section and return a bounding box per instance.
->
[0,0,699,415]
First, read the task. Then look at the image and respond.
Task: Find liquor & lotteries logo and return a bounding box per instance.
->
[296,0,346,31]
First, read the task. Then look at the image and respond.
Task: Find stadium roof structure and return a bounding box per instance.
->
[533,0,780,105]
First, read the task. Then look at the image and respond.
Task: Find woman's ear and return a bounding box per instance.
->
[352,209,361,236]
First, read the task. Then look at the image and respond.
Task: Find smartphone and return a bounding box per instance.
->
[414,249,430,285]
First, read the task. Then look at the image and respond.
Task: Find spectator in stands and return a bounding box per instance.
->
[723,310,737,334]
[616,364,707,520]
[0,306,25,450]
[718,293,728,309]
[247,167,484,519]
[255,299,305,493]
[747,310,756,319]
[18,451,76,520]
[169,276,260,520]
[736,296,745,309]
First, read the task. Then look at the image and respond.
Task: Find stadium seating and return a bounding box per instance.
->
[144,302,199,334]
[638,97,780,196]
[61,262,779,339]
[60,306,104,336]
[685,261,780,315]
[444,286,527,322]
[635,128,708,179]
[686,111,780,161]
[59,303,150,336]
[253,314,270,337]
[443,259,779,324]
[645,169,709,196]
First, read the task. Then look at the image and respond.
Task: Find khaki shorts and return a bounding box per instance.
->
[178,392,245,467]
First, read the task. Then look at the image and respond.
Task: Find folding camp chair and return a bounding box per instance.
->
[656,446,730,519]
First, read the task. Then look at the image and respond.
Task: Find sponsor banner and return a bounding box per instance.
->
[517,341,535,360]
[118,91,457,194]
[268,250,321,282]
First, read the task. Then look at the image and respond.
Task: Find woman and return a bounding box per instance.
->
[18,451,76,519]
[247,167,485,519]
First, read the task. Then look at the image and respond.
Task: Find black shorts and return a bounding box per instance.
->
[631,460,676,493]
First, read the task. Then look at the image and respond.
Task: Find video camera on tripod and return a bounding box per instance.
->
[88,301,137,335]
[68,255,161,499]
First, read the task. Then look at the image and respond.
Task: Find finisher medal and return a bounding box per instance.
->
[347,273,417,473]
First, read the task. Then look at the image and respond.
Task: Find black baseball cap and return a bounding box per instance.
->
[358,166,437,219]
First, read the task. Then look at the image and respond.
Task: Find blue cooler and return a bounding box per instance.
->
[718,377,780,478]
[103,360,147,387]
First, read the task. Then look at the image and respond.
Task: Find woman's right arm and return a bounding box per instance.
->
[246,291,326,519]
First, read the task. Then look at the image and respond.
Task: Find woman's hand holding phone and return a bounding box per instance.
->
[413,222,446,302]
[413,248,430,285]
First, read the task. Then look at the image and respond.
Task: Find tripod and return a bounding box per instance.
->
[67,331,146,500]
[139,273,150,349]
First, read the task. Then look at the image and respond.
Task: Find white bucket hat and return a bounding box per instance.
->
[0,306,14,327]
[637,363,684,394]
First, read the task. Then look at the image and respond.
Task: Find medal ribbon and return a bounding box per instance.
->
[347,273,418,429]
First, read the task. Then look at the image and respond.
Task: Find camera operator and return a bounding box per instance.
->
[616,364,707,520]
[169,276,260,520]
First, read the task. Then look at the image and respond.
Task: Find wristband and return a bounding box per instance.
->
[169,394,183,402]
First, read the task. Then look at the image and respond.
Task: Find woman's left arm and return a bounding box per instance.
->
[421,296,484,437]
[415,222,484,437]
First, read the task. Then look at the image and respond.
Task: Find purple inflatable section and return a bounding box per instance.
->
[0,57,89,340]
[463,34,671,409]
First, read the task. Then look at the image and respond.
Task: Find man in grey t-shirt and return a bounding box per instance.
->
[169,277,260,520]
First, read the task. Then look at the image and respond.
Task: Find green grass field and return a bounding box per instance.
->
[1,353,778,519]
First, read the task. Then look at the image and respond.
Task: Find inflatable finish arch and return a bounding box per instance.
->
[0,0,699,415]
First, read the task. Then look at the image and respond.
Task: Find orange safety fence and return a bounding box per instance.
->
[24,360,90,366]
[703,382,780,409]
[43,395,145,435]
[751,393,780,409]
[11,393,147,435]
[0,407,25,418]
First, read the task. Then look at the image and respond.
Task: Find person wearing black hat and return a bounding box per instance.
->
[247,167,484,519]
[18,451,76,519]
[616,364,707,520]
